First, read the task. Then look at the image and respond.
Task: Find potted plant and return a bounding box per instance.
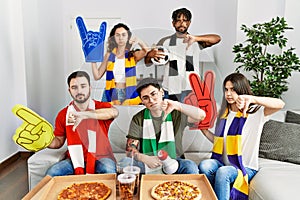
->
[233,16,300,98]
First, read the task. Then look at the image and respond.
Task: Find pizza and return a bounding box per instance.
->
[151,180,202,200]
[57,182,111,200]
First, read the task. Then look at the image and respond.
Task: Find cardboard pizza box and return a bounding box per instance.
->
[22,174,116,200]
[22,175,52,200]
[140,174,217,200]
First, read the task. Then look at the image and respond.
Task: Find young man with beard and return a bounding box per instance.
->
[122,78,206,174]
[145,8,221,102]
[46,70,118,176]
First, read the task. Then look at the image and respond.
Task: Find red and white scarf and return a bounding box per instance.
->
[66,100,115,174]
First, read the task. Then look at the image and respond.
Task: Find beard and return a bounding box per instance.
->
[72,91,90,104]
[175,26,188,34]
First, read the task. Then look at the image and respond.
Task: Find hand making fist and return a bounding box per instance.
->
[183,34,196,50]
[68,111,86,131]
[236,95,253,117]
[161,99,181,121]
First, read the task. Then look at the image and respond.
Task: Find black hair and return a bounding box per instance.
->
[136,78,161,97]
[67,70,90,87]
[172,8,192,21]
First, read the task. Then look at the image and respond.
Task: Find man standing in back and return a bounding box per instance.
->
[145,7,221,102]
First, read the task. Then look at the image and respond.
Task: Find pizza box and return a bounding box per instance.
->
[140,174,217,200]
[22,174,116,200]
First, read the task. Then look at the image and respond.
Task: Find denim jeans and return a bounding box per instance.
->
[102,88,126,103]
[46,158,116,176]
[119,157,199,174]
[198,159,257,200]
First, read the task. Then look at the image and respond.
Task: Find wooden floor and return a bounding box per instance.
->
[0,152,31,200]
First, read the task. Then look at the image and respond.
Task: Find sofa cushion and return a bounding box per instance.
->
[259,120,300,164]
[249,158,300,200]
[285,110,300,124]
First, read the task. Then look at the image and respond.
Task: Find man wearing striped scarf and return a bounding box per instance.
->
[46,71,118,176]
[145,7,221,102]
[198,73,285,200]
[122,78,206,174]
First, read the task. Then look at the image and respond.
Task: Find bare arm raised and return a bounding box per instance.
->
[91,53,110,80]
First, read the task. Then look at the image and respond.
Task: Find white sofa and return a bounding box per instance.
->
[249,110,300,200]
[27,106,300,200]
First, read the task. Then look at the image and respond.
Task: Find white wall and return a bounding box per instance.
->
[0,0,27,161]
[282,0,300,109]
[1,0,300,162]
[211,0,238,77]
[235,0,300,110]
[22,0,66,123]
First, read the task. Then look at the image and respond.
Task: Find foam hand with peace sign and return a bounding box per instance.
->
[76,16,107,62]
[12,104,54,152]
[184,71,217,129]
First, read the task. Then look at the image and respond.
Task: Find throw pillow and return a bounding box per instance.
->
[285,110,300,124]
[259,120,300,164]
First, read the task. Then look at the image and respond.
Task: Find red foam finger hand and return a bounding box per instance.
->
[185,71,217,129]
[184,92,198,107]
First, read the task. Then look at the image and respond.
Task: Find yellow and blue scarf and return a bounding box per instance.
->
[104,48,141,105]
[212,108,249,200]
[142,109,176,158]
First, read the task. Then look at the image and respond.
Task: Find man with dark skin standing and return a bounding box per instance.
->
[145,8,221,102]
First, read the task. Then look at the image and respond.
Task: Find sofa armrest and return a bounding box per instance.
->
[27,145,67,190]
[249,158,300,200]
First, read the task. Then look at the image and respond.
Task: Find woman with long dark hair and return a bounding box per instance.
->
[199,73,285,200]
[91,23,148,105]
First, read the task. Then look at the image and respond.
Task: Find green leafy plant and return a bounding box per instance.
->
[233,16,300,98]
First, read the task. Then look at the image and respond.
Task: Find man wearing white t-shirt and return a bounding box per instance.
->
[145,8,221,102]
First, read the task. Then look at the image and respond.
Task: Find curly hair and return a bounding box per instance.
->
[172,8,192,21]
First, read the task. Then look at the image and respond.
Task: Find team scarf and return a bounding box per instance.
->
[211,108,249,200]
[142,109,176,158]
[65,100,115,175]
[104,48,141,105]
[158,34,200,95]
